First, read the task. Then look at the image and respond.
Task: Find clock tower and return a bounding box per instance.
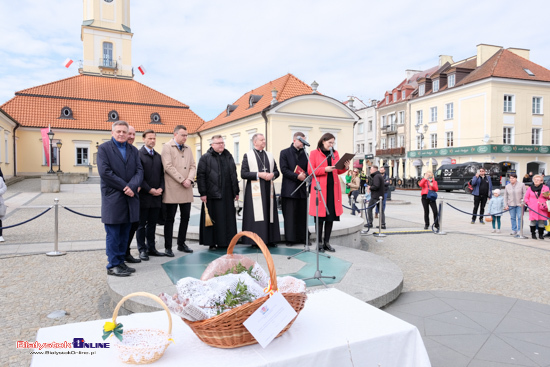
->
[80,0,133,78]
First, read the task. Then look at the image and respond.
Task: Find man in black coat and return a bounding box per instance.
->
[136,129,165,261]
[365,165,386,229]
[97,121,143,277]
[197,135,239,250]
[279,132,309,246]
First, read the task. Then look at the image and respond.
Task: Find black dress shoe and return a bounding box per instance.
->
[125,255,141,264]
[364,223,372,228]
[376,225,387,229]
[267,243,278,248]
[424,225,429,230]
[139,251,149,261]
[165,249,175,257]
[323,242,336,252]
[119,262,136,273]
[148,249,165,257]
[208,245,217,251]
[177,243,193,253]
[107,265,131,277]
[317,246,325,253]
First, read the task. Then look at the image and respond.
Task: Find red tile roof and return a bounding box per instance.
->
[377,66,439,108]
[457,49,550,87]
[198,74,313,132]
[0,74,204,133]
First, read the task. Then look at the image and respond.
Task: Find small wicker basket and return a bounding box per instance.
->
[182,231,307,348]
[111,292,173,364]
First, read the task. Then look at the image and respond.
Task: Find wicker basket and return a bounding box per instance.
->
[111,292,173,364]
[182,231,307,348]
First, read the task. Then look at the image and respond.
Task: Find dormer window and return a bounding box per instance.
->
[402,90,406,100]
[107,110,119,122]
[448,74,456,88]
[226,104,238,116]
[419,84,425,97]
[150,112,162,124]
[393,92,397,101]
[59,106,74,119]
[249,94,262,108]
[386,95,389,104]
[433,80,439,93]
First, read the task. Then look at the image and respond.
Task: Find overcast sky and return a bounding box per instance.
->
[1,0,549,122]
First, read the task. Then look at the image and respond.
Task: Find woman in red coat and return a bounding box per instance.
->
[418,171,439,230]
[308,133,349,252]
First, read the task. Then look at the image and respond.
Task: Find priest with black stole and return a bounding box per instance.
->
[279,132,309,246]
[241,133,281,247]
[197,135,240,251]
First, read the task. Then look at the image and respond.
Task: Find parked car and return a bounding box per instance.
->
[434,162,501,192]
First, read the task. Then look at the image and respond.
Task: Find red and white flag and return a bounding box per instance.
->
[63,58,73,68]
[137,65,146,75]
[41,127,51,166]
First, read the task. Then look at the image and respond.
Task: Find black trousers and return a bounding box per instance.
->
[421,195,439,227]
[164,203,191,250]
[137,207,160,253]
[367,196,385,226]
[314,217,334,244]
[472,195,488,222]
[125,221,139,256]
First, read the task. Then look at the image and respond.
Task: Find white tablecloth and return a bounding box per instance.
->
[31,289,431,367]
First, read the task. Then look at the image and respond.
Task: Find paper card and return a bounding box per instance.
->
[243,292,298,348]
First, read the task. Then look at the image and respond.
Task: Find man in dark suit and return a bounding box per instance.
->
[279,132,309,246]
[97,121,143,277]
[136,129,165,261]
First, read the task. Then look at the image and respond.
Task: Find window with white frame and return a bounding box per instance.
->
[360,143,364,152]
[503,127,513,144]
[445,103,454,119]
[430,134,437,148]
[430,107,437,122]
[381,138,387,149]
[368,142,373,153]
[433,80,439,93]
[416,110,423,124]
[3,133,8,163]
[416,135,422,150]
[233,141,240,163]
[419,84,425,96]
[357,144,361,153]
[533,97,543,114]
[381,115,386,127]
[503,94,515,113]
[76,147,89,165]
[389,136,396,148]
[368,120,373,131]
[386,96,389,104]
[42,141,60,166]
[448,74,455,88]
[393,92,397,101]
[446,132,454,147]
[402,90,406,100]
[398,135,404,147]
[358,122,364,134]
[398,111,404,124]
[532,128,542,145]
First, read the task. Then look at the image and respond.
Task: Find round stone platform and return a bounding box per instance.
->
[106,241,404,313]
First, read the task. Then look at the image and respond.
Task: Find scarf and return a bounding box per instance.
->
[246,149,275,222]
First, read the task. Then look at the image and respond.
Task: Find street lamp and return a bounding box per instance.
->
[56,141,63,173]
[47,129,55,174]
[415,124,429,176]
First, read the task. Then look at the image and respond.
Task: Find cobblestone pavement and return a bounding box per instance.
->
[2,180,550,366]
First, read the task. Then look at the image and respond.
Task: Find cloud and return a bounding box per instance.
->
[1,0,550,121]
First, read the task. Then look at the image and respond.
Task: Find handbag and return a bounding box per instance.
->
[427,190,438,201]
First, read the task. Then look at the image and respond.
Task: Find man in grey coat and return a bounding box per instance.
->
[98,121,143,276]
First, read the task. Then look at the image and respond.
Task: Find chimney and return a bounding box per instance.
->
[271,88,278,105]
[348,97,355,110]
[476,44,503,67]
[405,69,422,82]
[507,47,530,60]
[439,55,454,66]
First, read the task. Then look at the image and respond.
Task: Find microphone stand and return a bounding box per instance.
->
[288,146,330,259]
[293,147,336,287]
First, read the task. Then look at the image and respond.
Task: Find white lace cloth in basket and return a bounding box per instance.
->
[114,329,170,363]
[160,263,306,321]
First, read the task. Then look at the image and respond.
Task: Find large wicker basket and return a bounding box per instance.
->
[111,292,173,364]
[182,231,307,348]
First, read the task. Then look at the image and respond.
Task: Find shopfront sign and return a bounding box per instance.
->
[407,144,550,158]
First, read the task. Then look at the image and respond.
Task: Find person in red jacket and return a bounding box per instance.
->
[308,133,349,252]
[419,171,439,230]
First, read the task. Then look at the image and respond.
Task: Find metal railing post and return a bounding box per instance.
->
[436,200,446,235]
[517,199,527,239]
[374,196,386,237]
[46,198,66,256]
